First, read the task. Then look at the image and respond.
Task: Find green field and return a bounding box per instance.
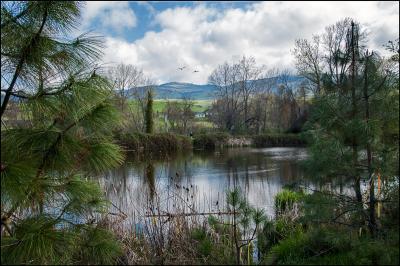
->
[128,99,213,113]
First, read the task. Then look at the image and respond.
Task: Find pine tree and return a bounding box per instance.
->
[301,19,399,235]
[145,89,154,134]
[208,188,265,265]
[1,2,125,264]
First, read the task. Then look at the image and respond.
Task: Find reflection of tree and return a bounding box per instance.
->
[145,162,156,203]
[103,164,129,199]
[100,148,307,225]
[244,159,250,193]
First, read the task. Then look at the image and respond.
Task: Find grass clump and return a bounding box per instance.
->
[275,189,304,216]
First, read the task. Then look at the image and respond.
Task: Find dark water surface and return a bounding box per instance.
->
[99,147,310,222]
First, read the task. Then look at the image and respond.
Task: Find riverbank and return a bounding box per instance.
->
[103,185,399,265]
[115,132,305,154]
[115,132,192,155]
[252,133,306,148]
[193,132,305,150]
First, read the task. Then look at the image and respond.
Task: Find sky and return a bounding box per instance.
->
[78,1,399,84]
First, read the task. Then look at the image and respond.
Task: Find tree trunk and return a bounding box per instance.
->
[233,207,241,265]
[364,51,376,236]
[350,21,362,204]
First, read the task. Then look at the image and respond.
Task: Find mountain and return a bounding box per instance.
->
[126,76,306,100]
[149,82,217,100]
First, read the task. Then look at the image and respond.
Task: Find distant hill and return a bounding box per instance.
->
[1,76,308,103]
[148,82,217,100]
[125,75,306,100]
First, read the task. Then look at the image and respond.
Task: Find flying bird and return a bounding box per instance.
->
[193,70,199,73]
[178,66,186,70]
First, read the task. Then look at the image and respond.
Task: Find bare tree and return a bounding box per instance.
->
[208,62,242,132]
[237,56,264,127]
[244,68,278,133]
[164,97,195,134]
[107,64,155,132]
[293,35,323,95]
[274,69,300,132]
[208,57,266,133]
[107,63,145,112]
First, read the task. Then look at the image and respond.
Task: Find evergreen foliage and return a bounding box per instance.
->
[301,19,399,234]
[1,2,124,264]
[145,90,154,134]
[256,20,399,266]
[216,188,266,265]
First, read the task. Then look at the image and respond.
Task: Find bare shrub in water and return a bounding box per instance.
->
[103,184,265,265]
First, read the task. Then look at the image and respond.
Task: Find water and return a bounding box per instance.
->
[95,146,372,263]
[98,147,309,224]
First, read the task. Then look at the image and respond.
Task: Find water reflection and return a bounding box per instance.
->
[99,147,312,225]
[144,163,156,203]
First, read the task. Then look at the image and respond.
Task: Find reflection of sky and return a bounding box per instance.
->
[99,147,310,225]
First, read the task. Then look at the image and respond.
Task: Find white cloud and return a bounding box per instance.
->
[137,1,157,18]
[97,1,399,84]
[81,1,137,33]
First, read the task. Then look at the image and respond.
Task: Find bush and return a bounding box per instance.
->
[115,132,192,155]
[252,133,306,147]
[192,132,230,150]
[275,189,304,216]
[190,228,213,258]
[269,227,399,265]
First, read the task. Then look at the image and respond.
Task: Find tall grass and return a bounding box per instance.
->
[274,189,304,217]
[102,182,239,265]
[115,132,192,155]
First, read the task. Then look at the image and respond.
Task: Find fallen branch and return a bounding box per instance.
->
[143,211,236,218]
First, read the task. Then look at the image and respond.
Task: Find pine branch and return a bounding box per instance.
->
[4,100,113,221]
[238,224,258,248]
[1,4,31,29]
[0,90,30,99]
[1,8,48,117]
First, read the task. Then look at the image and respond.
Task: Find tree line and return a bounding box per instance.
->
[105,58,309,136]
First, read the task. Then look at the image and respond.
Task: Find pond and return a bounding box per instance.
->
[98,147,313,226]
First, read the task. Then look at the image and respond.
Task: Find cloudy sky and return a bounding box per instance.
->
[79,1,399,84]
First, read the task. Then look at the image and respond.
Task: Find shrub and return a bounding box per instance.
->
[252,133,306,147]
[192,132,230,150]
[275,189,304,216]
[115,132,192,155]
[190,228,213,258]
[269,227,399,265]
